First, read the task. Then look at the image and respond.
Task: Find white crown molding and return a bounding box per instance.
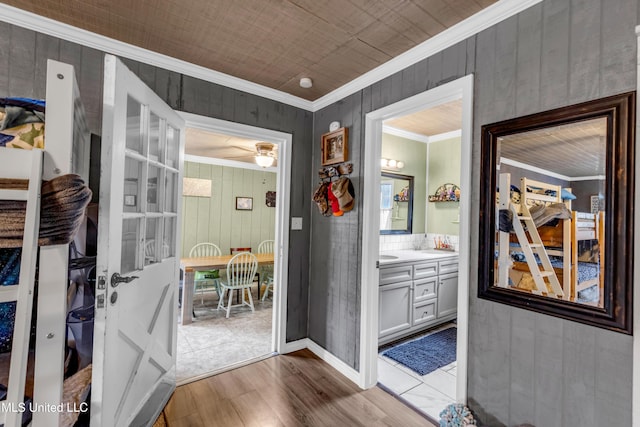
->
[382,125,430,143]
[500,157,605,182]
[500,157,571,181]
[568,175,606,182]
[0,3,314,111]
[0,0,541,113]
[428,129,462,143]
[313,0,543,111]
[184,154,277,172]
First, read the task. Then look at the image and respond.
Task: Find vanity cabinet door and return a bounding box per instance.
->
[437,273,458,318]
[379,281,412,337]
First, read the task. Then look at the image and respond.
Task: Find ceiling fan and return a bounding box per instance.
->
[213,142,278,168]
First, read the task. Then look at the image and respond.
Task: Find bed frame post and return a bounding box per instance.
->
[32,60,90,427]
[497,173,512,287]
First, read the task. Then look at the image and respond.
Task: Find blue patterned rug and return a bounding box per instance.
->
[382,327,457,376]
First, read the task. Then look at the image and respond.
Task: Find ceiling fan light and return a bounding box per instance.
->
[255,154,275,168]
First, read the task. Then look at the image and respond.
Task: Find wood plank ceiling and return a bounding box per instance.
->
[3,0,497,100]
[499,117,607,178]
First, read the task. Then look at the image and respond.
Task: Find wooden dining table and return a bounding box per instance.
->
[179,253,274,325]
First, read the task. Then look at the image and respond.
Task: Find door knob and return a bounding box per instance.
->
[111,272,139,288]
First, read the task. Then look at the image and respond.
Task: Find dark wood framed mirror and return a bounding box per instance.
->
[380,172,414,235]
[479,92,635,334]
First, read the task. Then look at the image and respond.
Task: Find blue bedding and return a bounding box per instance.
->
[0,249,19,353]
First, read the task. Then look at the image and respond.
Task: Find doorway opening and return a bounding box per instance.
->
[359,76,473,419]
[176,113,291,385]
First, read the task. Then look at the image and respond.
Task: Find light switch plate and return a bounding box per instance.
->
[291,217,303,230]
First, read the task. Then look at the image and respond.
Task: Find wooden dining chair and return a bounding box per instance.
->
[189,243,222,304]
[218,252,259,318]
[229,247,257,298]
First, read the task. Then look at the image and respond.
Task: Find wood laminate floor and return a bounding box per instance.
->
[162,349,436,427]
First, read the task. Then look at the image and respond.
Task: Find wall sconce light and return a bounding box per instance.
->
[380,158,405,170]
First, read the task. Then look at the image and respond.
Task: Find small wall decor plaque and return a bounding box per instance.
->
[266,191,276,207]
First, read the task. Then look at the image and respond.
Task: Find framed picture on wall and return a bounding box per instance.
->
[236,197,253,210]
[321,127,348,166]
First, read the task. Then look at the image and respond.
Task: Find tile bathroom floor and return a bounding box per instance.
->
[176,289,273,384]
[377,323,457,421]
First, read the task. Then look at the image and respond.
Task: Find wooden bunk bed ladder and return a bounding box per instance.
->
[0,148,43,427]
[510,202,564,298]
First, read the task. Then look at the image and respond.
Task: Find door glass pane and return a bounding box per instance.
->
[124,157,143,213]
[165,171,178,213]
[125,96,142,154]
[144,217,161,266]
[147,165,161,213]
[149,112,162,162]
[166,125,179,169]
[163,217,176,258]
[121,218,140,274]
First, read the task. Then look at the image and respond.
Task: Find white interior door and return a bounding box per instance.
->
[91,54,184,426]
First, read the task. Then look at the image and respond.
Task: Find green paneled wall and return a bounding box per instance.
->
[181,161,276,256]
[381,133,427,234]
[427,137,460,236]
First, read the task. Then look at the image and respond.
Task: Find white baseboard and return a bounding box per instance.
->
[281,338,308,354]
[305,339,362,386]
[281,338,363,387]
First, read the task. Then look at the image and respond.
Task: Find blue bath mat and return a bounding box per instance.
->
[382,327,457,376]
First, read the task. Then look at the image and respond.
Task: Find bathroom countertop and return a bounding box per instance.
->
[379,249,458,266]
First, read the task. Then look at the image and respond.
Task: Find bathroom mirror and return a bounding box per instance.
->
[380,172,414,235]
[478,92,634,334]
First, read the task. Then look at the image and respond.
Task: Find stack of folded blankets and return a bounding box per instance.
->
[0,174,92,248]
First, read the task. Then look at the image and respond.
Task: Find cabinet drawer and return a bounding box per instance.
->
[414,278,437,302]
[413,300,437,326]
[413,261,438,279]
[439,258,459,275]
[380,264,413,285]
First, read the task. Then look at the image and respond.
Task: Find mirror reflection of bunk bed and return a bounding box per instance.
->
[0,59,92,426]
[496,173,604,307]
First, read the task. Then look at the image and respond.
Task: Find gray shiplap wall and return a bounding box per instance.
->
[0,22,312,342]
[309,0,636,425]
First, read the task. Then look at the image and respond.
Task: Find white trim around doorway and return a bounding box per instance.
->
[359,75,474,404]
[178,112,292,355]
